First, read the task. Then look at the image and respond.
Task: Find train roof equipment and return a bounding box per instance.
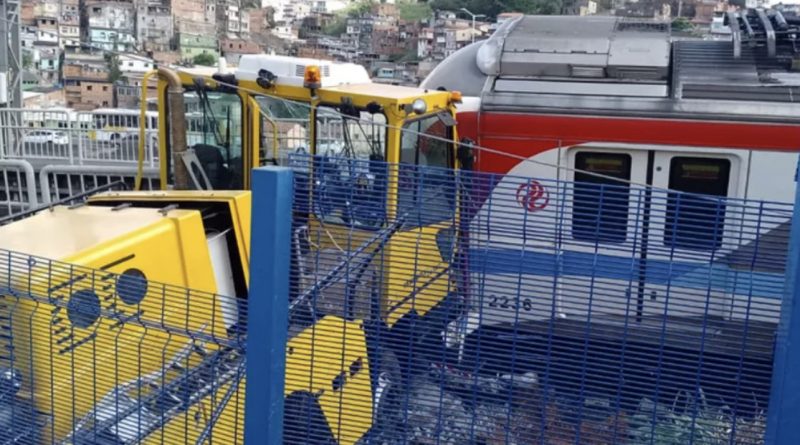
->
[422,10,800,122]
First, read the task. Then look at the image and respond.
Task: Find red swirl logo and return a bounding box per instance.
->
[516,181,549,212]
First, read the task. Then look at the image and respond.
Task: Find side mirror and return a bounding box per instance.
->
[457,138,475,171]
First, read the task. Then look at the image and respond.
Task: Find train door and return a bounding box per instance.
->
[640,152,742,319]
[561,148,649,320]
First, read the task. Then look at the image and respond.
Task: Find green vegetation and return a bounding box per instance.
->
[193,52,218,67]
[323,17,347,36]
[399,0,433,21]
[22,52,32,69]
[322,0,373,37]
[628,391,765,445]
[428,0,562,19]
[346,0,375,17]
[671,17,693,31]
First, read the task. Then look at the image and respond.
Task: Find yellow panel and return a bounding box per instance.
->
[8,208,233,443]
[0,205,173,260]
[325,82,452,104]
[87,190,253,285]
[385,225,454,327]
[285,316,372,445]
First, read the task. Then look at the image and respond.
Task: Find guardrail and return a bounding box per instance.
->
[39,165,159,204]
[0,109,158,166]
[0,159,38,218]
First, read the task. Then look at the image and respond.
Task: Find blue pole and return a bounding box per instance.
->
[244,166,293,445]
[766,173,800,444]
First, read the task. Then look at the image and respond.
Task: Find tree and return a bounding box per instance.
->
[671,17,693,31]
[108,56,123,83]
[323,17,347,37]
[193,52,218,67]
[346,0,375,17]
[22,52,32,69]
[399,1,433,21]
[428,0,562,19]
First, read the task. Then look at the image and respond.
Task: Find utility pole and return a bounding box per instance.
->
[0,0,22,159]
[459,8,485,44]
[0,0,22,108]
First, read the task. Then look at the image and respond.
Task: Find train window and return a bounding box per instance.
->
[572,152,632,244]
[664,157,730,251]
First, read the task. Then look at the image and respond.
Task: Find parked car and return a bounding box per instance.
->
[24,130,69,146]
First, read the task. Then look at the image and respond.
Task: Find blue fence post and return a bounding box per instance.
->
[766,177,800,444]
[244,166,293,444]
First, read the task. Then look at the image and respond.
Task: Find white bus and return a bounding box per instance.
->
[89,109,158,142]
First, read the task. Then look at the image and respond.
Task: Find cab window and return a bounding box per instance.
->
[256,96,311,166]
[572,152,631,244]
[183,89,243,189]
[664,157,730,251]
[309,106,388,230]
[315,106,386,160]
[397,112,456,228]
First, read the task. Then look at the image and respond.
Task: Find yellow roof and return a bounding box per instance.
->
[324,83,450,103]
[89,190,251,201]
[0,205,190,261]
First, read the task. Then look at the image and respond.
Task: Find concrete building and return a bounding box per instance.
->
[117,54,155,73]
[30,17,61,84]
[22,71,43,91]
[63,53,113,110]
[177,33,220,61]
[417,27,434,59]
[272,23,299,41]
[21,2,35,25]
[85,2,137,52]
[136,1,174,52]
[171,0,216,36]
[218,1,251,36]
[23,87,66,108]
[249,7,271,36]
[309,0,349,14]
[221,38,262,64]
[33,47,60,84]
[370,60,417,85]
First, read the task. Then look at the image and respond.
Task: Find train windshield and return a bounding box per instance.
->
[397,112,456,228]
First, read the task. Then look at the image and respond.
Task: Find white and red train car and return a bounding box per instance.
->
[421,13,800,385]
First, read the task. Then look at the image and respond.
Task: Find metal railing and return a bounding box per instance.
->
[39,165,160,204]
[0,109,158,166]
[0,159,38,219]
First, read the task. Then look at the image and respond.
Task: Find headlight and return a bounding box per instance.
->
[412,98,427,115]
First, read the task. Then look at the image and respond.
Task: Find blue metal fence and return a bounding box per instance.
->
[0,155,798,444]
[0,249,246,444]
[271,154,794,445]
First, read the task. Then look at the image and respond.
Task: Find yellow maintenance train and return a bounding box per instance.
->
[0,54,469,444]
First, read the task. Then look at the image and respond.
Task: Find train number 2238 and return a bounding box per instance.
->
[487,295,534,312]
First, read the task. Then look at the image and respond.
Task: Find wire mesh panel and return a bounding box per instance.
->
[0,249,246,444]
[286,153,790,445]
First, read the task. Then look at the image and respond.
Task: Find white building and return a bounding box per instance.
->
[118,55,155,73]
